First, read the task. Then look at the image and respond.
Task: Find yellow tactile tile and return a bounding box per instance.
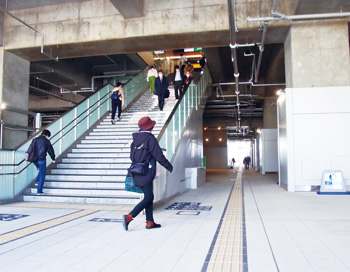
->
[207,168,244,272]
[0,209,97,245]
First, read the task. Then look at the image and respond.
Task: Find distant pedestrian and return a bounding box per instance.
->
[231,157,236,167]
[110,82,125,124]
[171,65,183,99]
[155,70,169,111]
[179,54,187,72]
[33,129,56,195]
[243,156,251,169]
[122,116,173,231]
[182,70,193,93]
[147,65,157,94]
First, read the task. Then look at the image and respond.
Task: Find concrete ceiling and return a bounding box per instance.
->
[2,0,350,138]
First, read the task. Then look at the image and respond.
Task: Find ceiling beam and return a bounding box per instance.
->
[110,0,144,19]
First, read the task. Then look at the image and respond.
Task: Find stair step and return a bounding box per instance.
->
[45,175,125,182]
[51,169,128,175]
[62,158,131,163]
[43,181,125,189]
[67,153,129,158]
[56,163,130,169]
[29,188,135,197]
[71,148,130,153]
[80,139,131,144]
[23,194,140,205]
[76,143,129,149]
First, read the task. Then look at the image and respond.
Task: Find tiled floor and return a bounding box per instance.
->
[1,168,350,272]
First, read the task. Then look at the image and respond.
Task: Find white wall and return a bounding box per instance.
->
[154,98,206,203]
[259,129,279,174]
[277,86,350,191]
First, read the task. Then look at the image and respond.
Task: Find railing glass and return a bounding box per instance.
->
[157,69,211,161]
[0,68,149,201]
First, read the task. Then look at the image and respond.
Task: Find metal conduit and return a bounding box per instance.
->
[248,11,350,22]
[0,7,58,62]
[227,0,241,128]
[253,0,280,83]
[29,86,78,104]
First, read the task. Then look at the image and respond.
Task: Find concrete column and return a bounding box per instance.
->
[263,97,277,128]
[284,19,350,88]
[1,51,30,149]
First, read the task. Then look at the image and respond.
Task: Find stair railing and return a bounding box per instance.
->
[0,68,149,201]
[157,67,212,161]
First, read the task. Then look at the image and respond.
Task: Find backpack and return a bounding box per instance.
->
[25,139,38,162]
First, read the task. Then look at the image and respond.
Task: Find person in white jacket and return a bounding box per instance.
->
[147,66,157,94]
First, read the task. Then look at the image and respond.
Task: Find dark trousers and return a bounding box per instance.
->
[174,81,182,99]
[111,99,122,120]
[130,182,154,221]
[158,94,165,110]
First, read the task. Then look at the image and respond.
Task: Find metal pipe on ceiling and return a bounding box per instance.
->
[212,81,285,87]
[29,86,78,104]
[227,0,241,128]
[0,7,58,62]
[255,21,269,83]
[91,72,126,92]
[36,77,74,93]
[248,11,350,22]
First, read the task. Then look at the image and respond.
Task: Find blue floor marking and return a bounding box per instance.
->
[165,202,212,211]
[89,218,123,223]
[0,214,29,221]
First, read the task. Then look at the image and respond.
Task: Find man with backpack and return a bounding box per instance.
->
[31,129,56,195]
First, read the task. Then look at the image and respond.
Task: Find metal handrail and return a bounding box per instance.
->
[0,93,112,176]
[0,67,149,175]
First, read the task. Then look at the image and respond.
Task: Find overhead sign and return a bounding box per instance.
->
[153,50,165,54]
[184,47,203,52]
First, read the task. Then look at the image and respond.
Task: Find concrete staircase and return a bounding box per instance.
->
[23,89,177,204]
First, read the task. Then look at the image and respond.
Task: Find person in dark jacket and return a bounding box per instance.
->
[122,116,173,231]
[171,65,183,99]
[182,70,193,93]
[154,70,169,111]
[110,82,125,124]
[33,129,56,195]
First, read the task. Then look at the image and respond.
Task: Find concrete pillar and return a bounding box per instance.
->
[284,20,350,88]
[280,19,350,192]
[263,97,277,128]
[0,51,30,149]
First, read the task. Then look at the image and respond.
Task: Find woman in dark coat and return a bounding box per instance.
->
[122,116,173,231]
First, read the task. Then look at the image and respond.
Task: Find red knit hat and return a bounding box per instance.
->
[138,116,156,131]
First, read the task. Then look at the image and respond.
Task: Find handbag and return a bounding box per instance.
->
[164,89,170,98]
[127,162,149,176]
[125,175,143,193]
[127,143,149,176]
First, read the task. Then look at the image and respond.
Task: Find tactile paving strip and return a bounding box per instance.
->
[206,169,244,272]
[0,209,96,245]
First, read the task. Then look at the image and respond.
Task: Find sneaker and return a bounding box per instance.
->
[34,183,38,186]
[36,192,44,195]
[111,120,114,125]
[117,117,120,121]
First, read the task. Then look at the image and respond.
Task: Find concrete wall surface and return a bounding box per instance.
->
[285,20,350,88]
[1,51,30,149]
[4,0,229,50]
[278,86,350,192]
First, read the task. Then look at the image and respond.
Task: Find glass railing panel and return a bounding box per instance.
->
[88,92,100,127]
[166,118,174,159]
[76,99,89,140]
[0,150,14,199]
[61,110,76,152]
